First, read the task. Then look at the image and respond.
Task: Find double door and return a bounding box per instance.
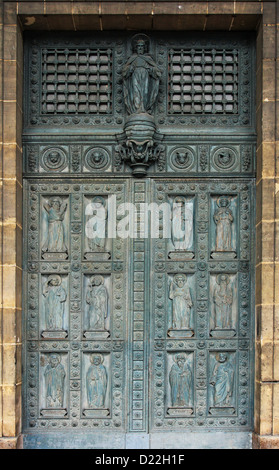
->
[23,175,254,433]
[22,30,255,440]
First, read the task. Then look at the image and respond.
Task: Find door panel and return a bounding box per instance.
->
[23,31,256,439]
[24,179,128,430]
[150,179,254,431]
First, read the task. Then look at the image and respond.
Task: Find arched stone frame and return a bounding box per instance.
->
[0,0,278,449]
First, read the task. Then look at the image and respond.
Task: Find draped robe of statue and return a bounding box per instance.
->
[214,204,234,252]
[172,201,193,251]
[43,280,67,330]
[44,358,66,408]
[213,278,233,329]
[169,276,192,329]
[86,280,108,330]
[122,53,161,115]
[169,357,192,407]
[210,356,234,407]
[42,200,67,254]
[88,199,107,251]
[86,361,107,408]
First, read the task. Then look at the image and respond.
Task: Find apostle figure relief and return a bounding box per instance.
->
[211,196,236,259]
[40,353,67,417]
[84,196,110,261]
[83,353,110,418]
[213,274,233,328]
[41,274,67,338]
[168,274,194,338]
[167,353,194,416]
[169,196,194,260]
[86,354,108,408]
[209,353,235,415]
[122,35,161,115]
[41,196,68,260]
[84,275,110,339]
[210,274,236,338]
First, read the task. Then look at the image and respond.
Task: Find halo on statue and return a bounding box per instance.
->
[173,273,187,284]
[131,33,150,53]
[90,353,104,364]
[49,353,61,363]
[89,274,104,286]
[91,195,106,207]
[173,195,186,205]
[47,274,62,286]
[215,352,228,362]
[49,196,63,206]
[174,352,187,363]
[216,196,230,208]
[216,273,230,285]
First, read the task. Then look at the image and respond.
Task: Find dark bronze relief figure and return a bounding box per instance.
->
[167,353,194,417]
[83,274,110,339]
[211,196,236,259]
[122,36,161,115]
[84,195,111,261]
[40,353,67,418]
[168,196,194,260]
[83,353,110,418]
[41,196,68,260]
[210,273,237,338]
[117,34,165,176]
[41,274,68,339]
[209,353,235,416]
[168,274,194,338]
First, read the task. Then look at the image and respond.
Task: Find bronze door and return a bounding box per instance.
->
[22,31,256,447]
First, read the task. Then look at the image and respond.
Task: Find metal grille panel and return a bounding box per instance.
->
[41,48,113,114]
[168,48,239,114]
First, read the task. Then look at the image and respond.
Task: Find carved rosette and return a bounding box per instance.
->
[84,148,110,172]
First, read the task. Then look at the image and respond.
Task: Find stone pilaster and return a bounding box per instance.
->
[0,1,23,449]
[253,0,279,449]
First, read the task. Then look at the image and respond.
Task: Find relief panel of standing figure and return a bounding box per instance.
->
[210,273,237,338]
[209,352,235,416]
[41,196,68,260]
[122,34,161,115]
[40,353,67,418]
[211,196,237,259]
[83,275,110,339]
[168,196,194,260]
[82,353,110,418]
[41,274,68,339]
[84,195,111,261]
[168,273,194,338]
[167,352,194,417]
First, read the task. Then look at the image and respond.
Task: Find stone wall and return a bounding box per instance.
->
[0,0,278,449]
[0,0,23,450]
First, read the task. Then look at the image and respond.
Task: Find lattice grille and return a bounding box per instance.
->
[168,48,239,114]
[41,48,113,114]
